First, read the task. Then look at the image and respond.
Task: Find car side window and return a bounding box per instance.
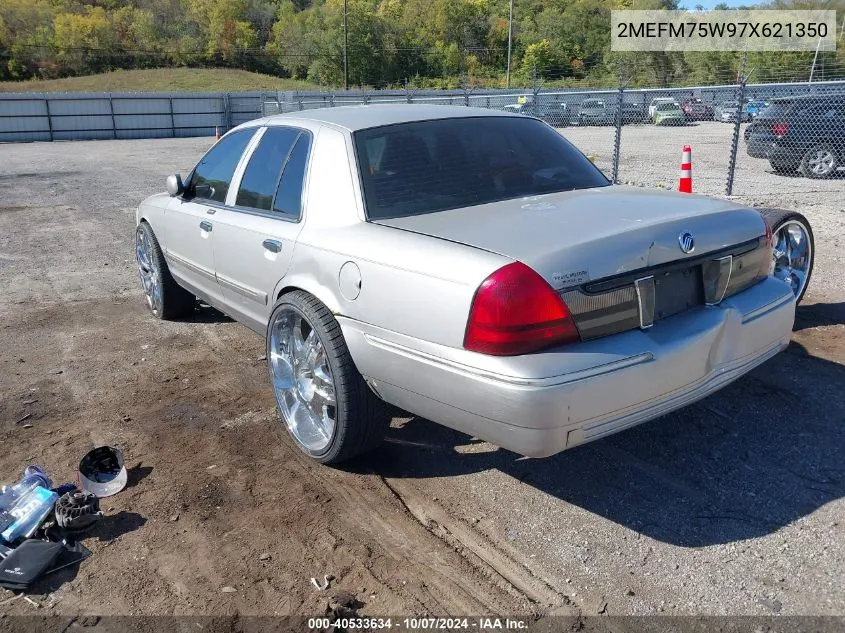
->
[189,129,254,203]
[819,105,838,119]
[272,134,311,219]
[235,127,300,211]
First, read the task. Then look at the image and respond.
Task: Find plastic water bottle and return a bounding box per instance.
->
[0,466,52,509]
[0,466,57,543]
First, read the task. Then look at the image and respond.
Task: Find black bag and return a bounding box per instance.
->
[0,540,64,590]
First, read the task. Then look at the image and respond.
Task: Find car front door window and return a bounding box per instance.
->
[188,129,255,203]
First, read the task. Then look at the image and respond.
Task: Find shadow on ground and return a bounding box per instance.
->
[186,304,233,324]
[356,323,845,548]
[793,301,845,331]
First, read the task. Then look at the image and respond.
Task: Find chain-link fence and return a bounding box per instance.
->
[1,70,842,198]
[259,70,844,199]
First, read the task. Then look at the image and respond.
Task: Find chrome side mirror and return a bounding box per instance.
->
[166,174,184,197]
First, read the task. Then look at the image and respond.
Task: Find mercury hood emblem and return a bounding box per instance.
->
[679,231,695,254]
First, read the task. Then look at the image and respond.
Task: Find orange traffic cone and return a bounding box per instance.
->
[678,145,692,193]
[215,126,220,141]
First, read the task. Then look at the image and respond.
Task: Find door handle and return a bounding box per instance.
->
[200,221,213,232]
[262,239,282,253]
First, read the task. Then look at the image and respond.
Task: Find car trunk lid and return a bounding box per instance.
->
[373,185,766,291]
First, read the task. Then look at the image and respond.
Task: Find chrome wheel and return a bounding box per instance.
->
[136,226,162,315]
[772,219,812,300]
[806,148,835,176]
[269,307,337,452]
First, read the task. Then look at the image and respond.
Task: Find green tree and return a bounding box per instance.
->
[185,0,258,63]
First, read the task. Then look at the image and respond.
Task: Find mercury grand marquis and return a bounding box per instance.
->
[135,105,797,464]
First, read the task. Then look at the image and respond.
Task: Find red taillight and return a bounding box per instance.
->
[772,122,788,137]
[464,262,580,356]
[763,215,773,245]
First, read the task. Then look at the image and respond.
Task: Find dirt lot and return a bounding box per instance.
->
[0,134,843,622]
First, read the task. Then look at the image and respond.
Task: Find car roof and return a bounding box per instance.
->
[771,93,845,104]
[261,104,523,132]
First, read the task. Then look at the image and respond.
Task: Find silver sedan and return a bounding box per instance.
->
[135,105,797,464]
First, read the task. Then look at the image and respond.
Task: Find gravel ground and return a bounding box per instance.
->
[0,134,843,619]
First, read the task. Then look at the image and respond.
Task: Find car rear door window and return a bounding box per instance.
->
[189,129,254,203]
[235,127,300,211]
[272,134,311,219]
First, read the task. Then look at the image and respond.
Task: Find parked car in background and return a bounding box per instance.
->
[648,97,679,118]
[746,94,845,178]
[502,102,571,127]
[653,101,686,125]
[714,101,749,122]
[746,99,770,118]
[575,99,613,125]
[134,104,796,465]
[681,98,713,121]
[610,101,648,124]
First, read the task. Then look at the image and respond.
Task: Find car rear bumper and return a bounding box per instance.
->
[747,137,802,163]
[339,277,795,458]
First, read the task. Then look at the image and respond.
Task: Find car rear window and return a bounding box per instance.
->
[759,102,791,118]
[354,116,610,220]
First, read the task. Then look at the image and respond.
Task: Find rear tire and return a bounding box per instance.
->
[135,222,195,320]
[266,290,389,464]
[760,209,814,305]
[800,144,839,179]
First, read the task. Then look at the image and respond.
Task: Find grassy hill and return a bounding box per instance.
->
[0,68,319,94]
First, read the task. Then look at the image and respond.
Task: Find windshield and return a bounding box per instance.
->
[354,116,610,220]
[657,103,679,111]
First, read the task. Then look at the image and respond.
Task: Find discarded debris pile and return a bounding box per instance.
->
[0,446,127,593]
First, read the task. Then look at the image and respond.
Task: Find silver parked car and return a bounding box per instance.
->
[714,101,750,122]
[135,105,797,464]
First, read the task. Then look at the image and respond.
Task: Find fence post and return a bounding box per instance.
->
[611,60,626,184]
[44,97,53,142]
[725,53,748,197]
[169,97,176,138]
[531,65,540,117]
[460,75,471,106]
[224,93,233,131]
[108,95,117,139]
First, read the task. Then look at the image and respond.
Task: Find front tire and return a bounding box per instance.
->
[761,209,814,305]
[266,291,389,464]
[135,222,195,319]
